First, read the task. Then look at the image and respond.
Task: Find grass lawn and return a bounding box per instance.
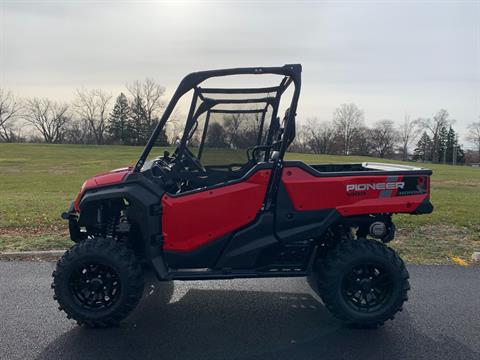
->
[0,143,479,264]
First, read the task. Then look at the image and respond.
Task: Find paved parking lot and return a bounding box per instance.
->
[0,261,479,360]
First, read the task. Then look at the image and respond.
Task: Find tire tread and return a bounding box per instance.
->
[52,237,144,328]
[311,239,409,328]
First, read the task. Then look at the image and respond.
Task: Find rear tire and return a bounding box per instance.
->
[52,237,144,328]
[309,239,409,328]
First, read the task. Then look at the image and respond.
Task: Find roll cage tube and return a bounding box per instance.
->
[134,64,302,172]
[264,72,301,210]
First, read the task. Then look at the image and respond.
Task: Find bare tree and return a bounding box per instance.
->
[288,124,309,153]
[165,108,184,144]
[398,114,419,161]
[350,126,372,156]
[333,103,364,155]
[0,88,22,142]
[64,117,91,144]
[127,78,166,132]
[304,118,335,154]
[370,119,398,158]
[24,98,69,143]
[418,109,452,163]
[205,122,229,148]
[466,118,480,160]
[223,113,244,148]
[74,89,112,144]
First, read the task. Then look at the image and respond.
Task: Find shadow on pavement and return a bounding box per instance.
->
[36,282,479,360]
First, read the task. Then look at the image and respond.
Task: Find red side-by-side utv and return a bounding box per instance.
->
[53,64,433,328]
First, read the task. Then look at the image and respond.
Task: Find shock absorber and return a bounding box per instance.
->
[104,212,117,239]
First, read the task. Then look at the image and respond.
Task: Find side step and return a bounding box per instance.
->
[169,267,307,281]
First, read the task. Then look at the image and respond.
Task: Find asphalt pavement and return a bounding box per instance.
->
[0,261,479,360]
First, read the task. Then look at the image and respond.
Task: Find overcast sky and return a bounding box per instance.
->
[1,0,479,142]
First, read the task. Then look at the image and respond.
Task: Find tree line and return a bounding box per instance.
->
[1,86,479,165]
[288,104,478,165]
[0,80,169,146]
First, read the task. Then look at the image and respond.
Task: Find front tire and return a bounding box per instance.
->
[52,237,144,327]
[310,239,409,328]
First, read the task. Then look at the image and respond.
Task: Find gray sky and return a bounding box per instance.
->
[1,0,479,142]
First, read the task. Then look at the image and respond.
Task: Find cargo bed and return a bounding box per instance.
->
[285,161,433,177]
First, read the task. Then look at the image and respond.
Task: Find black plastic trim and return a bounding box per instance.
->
[274,183,341,243]
[169,269,306,281]
[215,212,278,269]
[164,234,231,269]
[413,197,434,214]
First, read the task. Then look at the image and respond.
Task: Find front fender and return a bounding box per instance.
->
[77,175,169,279]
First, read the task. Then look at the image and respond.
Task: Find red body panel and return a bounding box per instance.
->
[162,170,271,252]
[73,167,132,211]
[282,167,429,216]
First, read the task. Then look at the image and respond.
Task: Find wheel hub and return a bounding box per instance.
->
[89,278,104,291]
[342,263,393,313]
[359,278,372,292]
[69,262,121,310]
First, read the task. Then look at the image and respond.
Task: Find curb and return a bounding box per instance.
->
[0,250,65,261]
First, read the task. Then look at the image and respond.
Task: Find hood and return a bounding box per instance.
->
[73,167,133,211]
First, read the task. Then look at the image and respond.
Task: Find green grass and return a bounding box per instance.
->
[0,143,479,264]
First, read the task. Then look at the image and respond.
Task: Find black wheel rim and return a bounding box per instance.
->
[341,263,393,313]
[69,262,121,310]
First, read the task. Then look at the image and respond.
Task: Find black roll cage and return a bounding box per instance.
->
[134,64,302,172]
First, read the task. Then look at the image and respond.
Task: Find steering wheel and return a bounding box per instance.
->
[182,148,207,175]
[247,145,266,163]
[247,143,282,163]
